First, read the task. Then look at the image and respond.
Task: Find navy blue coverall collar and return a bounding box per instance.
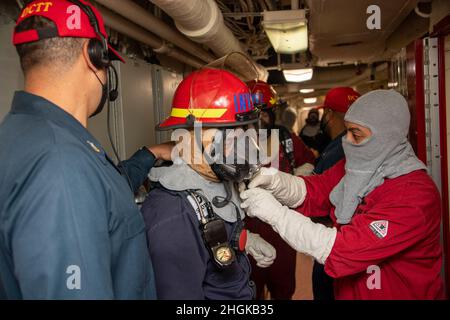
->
[11,91,108,163]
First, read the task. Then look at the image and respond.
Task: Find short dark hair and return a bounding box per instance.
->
[15,16,85,74]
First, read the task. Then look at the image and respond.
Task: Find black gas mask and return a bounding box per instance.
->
[204,128,261,184]
[306,111,319,125]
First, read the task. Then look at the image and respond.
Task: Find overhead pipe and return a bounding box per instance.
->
[98,6,204,68]
[150,0,268,81]
[150,0,241,54]
[344,63,388,86]
[95,0,215,64]
[383,9,429,60]
[415,5,431,19]
[256,0,267,11]
[265,0,276,11]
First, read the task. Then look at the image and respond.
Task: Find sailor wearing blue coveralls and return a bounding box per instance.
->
[0,0,172,300]
[141,68,277,300]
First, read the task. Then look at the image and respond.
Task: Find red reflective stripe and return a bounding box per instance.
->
[12,30,40,45]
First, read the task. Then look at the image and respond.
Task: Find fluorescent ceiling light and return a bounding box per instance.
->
[263,10,308,54]
[304,97,318,104]
[388,82,398,88]
[283,68,313,83]
[300,89,315,94]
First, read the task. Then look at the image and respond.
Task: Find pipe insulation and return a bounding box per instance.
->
[98,5,204,68]
[150,0,268,81]
[95,0,215,64]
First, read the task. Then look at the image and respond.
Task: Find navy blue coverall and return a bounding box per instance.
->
[141,186,254,300]
[0,91,156,299]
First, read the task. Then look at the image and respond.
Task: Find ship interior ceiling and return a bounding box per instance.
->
[89,0,434,117]
[1,0,437,117]
[1,0,450,301]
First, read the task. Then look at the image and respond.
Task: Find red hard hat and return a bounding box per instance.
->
[13,0,124,63]
[247,80,278,110]
[318,87,361,113]
[158,68,260,130]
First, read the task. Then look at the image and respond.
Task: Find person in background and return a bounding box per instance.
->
[141,69,276,300]
[245,80,315,300]
[300,109,330,155]
[314,87,360,175]
[310,87,361,300]
[241,90,445,300]
[0,0,173,299]
[280,105,298,135]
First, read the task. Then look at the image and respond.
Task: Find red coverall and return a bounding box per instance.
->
[246,133,315,299]
[298,160,445,300]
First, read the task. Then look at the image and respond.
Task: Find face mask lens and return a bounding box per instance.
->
[210,128,262,182]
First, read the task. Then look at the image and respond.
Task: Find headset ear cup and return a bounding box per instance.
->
[88,39,109,69]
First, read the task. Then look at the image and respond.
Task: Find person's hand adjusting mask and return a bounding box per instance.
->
[241,188,336,264]
[246,167,307,208]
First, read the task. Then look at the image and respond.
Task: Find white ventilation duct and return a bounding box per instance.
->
[95,0,215,64]
[151,0,241,56]
[150,0,268,81]
[98,6,204,68]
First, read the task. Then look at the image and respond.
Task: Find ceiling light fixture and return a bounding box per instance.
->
[263,10,308,54]
[304,97,318,104]
[283,68,313,83]
[300,88,315,94]
[388,82,398,88]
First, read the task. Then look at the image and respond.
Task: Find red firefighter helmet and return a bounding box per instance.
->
[246,80,279,110]
[158,68,260,130]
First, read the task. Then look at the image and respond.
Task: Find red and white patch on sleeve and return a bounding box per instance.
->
[369,220,389,239]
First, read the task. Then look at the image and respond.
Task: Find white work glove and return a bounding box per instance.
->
[245,232,276,268]
[241,188,337,265]
[247,167,307,208]
[294,163,315,177]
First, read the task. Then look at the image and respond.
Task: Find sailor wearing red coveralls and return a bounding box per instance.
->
[241,90,445,299]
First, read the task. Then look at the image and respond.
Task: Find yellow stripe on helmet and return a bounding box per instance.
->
[170,108,228,119]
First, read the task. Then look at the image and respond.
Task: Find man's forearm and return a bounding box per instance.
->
[118,148,156,193]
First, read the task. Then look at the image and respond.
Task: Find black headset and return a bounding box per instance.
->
[68,0,118,101]
[67,0,135,191]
